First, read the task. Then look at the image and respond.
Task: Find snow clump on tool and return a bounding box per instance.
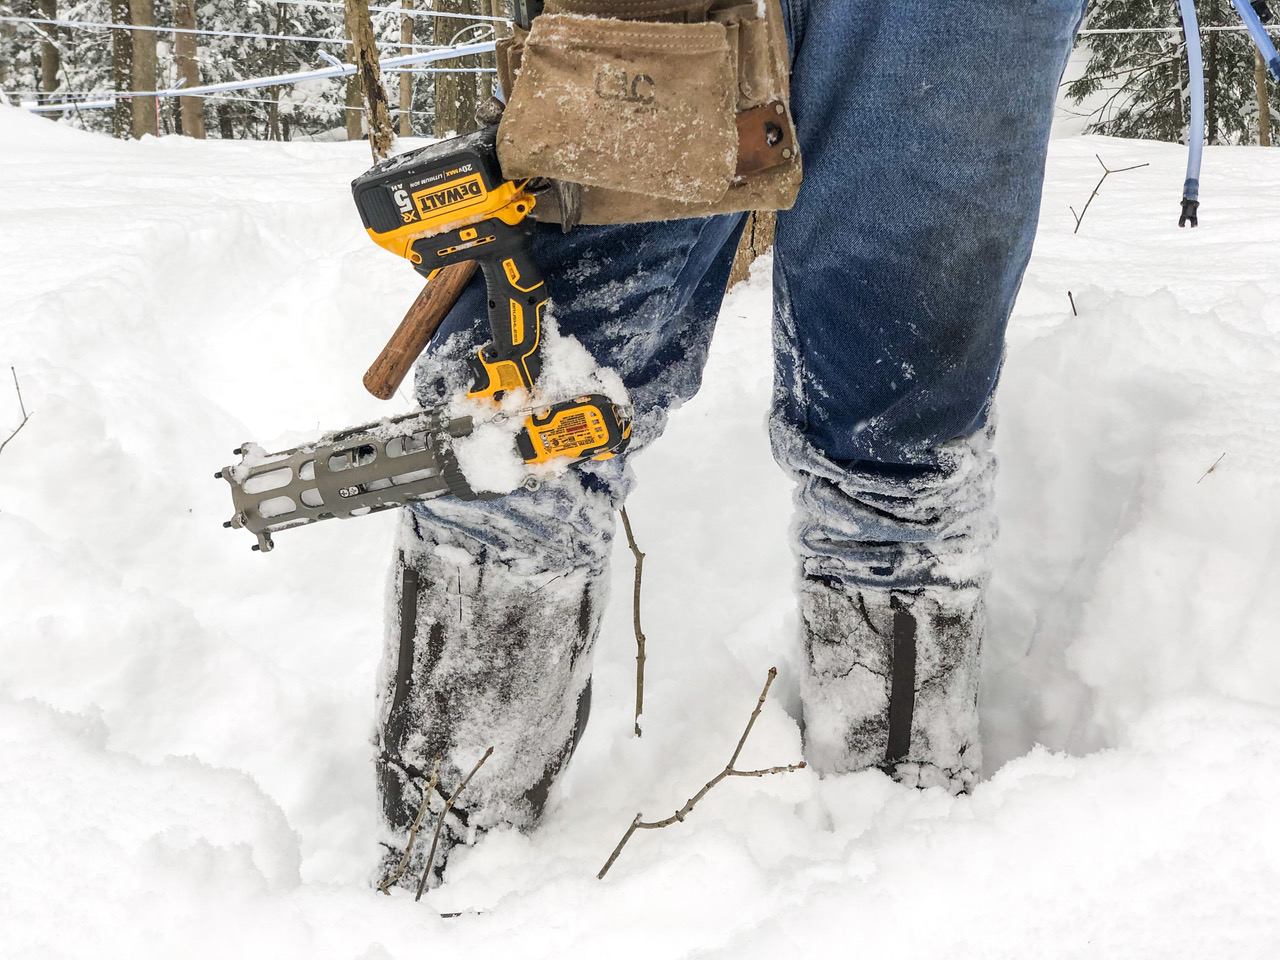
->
[447,309,629,494]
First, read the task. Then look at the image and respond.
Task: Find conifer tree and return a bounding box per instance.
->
[1067,0,1279,145]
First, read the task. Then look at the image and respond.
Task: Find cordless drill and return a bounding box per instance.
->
[218,126,631,552]
[351,125,629,458]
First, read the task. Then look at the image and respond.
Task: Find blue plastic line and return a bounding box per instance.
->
[1178,0,1205,202]
[1232,0,1280,81]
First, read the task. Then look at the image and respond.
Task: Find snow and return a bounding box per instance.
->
[447,310,632,494]
[3,107,1280,956]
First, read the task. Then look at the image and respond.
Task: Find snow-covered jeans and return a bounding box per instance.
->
[374,0,1088,871]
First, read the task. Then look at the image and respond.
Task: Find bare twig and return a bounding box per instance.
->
[1068,291,1078,316]
[1071,155,1150,234]
[0,367,32,461]
[597,668,805,879]
[1197,452,1227,484]
[619,506,647,737]
[415,746,494,901]
[378,755,442,894]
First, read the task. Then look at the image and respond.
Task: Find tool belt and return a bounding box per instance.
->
[495,0,800,225]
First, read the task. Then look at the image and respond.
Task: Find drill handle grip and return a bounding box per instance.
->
[413,217,546,401]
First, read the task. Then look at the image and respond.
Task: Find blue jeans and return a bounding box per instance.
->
[412,0,1087,591]
[376,1,1088,858]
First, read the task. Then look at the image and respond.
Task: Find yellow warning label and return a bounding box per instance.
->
[510,300,524,346]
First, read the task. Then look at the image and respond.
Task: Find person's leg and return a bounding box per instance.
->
[375,212,746,885]
[773,0,1087,791]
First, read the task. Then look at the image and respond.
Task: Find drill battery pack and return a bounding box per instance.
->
[352,126,531,266]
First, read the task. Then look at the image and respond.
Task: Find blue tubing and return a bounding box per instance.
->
[1179,0,1205,203]
[1233,0,1280,81]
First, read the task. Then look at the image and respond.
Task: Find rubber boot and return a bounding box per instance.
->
[373,512,604,891]
[799,578,984,794]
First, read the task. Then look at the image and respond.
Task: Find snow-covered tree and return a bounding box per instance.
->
[0,0,500,139]
[1067,0,1279,145]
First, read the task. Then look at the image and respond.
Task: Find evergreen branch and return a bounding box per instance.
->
[1068,54,1180,87]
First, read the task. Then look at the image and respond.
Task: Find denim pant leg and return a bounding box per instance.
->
[774,0,1086,785]
[773,0,1087,590]
[408,213,747,572]
[374,214,745,872]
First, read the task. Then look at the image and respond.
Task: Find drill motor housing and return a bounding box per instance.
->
[353,126,543,400]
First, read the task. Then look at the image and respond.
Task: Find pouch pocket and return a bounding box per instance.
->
[544,0,715,20]
[497,13,739,204]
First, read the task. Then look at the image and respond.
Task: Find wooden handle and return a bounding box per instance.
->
[363,260,479,400]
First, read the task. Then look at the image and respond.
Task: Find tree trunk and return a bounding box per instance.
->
[0,22,16,101]
[173,0,205,137]
[344,5,365,142]
[400,0,414,137]
[217,100,234,138]
[266,4,283,141]
[1205,17,1219,144]
[490,0,509,40]
[456,0,477,132]
[129,0,158,138]
[478,0,502,104]
[1257,48,1272,147]
[110,0,133,137]
[727,211,775,288]
[267,90,282,140]
[38,0,60,106]
[346,0,395,159]
[435,0,459,137]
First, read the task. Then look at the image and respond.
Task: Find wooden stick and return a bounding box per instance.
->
[597,668,805,879]
[620,506,647,737]
[1197,452,1227,484]
[378,756,442,894]
[0,367,32,461]
[1071,154,1150,234]
[363,261,479,400]
[415,745,494,900]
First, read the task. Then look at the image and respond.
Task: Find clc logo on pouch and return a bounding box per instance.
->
[595,65,655,104]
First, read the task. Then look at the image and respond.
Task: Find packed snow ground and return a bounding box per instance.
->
[2,107,1279,957]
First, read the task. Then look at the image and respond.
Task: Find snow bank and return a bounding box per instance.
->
[2,109,1279,956]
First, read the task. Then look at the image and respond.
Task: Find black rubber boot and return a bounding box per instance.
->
[373,511,605,890]
[799,578,985,794]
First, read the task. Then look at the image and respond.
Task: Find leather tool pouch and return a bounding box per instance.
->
[495,0,800,225]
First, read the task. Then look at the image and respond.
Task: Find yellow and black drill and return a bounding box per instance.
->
[217,127,631,552]
[353,127,548,404]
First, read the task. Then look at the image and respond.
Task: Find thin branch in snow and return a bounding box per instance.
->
[597,668,806,880]
[1197,452,1227,484]
[620,506,647,737]
[0,367,32,461]
[415,746,494,901]
[378,755,442,894]
[1071,155,1151,234]
[1068,291,1078,316]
